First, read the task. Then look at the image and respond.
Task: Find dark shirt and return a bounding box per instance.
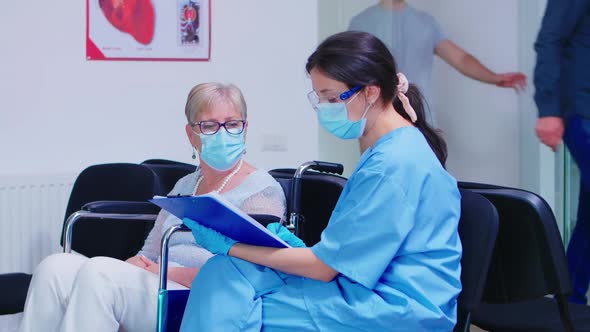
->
[534,0,590,119]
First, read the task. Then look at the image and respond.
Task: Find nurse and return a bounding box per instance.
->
[180,31,462,331]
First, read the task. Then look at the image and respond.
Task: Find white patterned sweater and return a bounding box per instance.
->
[137,168,286,268]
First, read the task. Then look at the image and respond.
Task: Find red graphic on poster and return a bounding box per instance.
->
[87,0,210,61]
[98,0,155,45]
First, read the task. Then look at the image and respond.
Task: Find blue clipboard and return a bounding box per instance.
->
[150,192,290,248]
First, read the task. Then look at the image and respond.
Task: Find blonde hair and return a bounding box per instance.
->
[184,83,247,124]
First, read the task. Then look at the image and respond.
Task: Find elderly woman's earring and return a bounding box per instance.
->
[192,147,197,160]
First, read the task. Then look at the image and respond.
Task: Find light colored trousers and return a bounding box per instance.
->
[18,253,186,332]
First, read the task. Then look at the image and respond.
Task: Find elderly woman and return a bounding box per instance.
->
[18,83,286,332]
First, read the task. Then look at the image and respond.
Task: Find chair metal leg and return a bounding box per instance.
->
[556,294,576,332]
[453,310,471,332]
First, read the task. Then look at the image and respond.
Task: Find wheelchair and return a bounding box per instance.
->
[154,161,346,332]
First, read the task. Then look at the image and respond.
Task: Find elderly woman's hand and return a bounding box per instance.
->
[183,218,238,255]
[266,222,306,248]
[127,255,157,268]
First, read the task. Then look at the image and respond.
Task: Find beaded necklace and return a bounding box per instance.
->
[194,159,244,195]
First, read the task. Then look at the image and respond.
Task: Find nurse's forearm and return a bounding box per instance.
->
[228,244,338,282]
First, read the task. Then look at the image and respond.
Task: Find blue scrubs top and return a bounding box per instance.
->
[305,126,462,331]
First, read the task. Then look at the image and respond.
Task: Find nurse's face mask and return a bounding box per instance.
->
[191,119,246,171]
[308,85,371,140]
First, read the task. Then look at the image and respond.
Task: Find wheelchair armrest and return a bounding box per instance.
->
[0,273,32,315]
[157,214,281,290]
[155,215,283,331]
[63,210,159,254]
[82,200,160,214]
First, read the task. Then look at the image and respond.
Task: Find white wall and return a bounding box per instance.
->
[317,0,378,177]
[0,0,319,177]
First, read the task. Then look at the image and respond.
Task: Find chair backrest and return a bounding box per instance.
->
[458,182,572,303]
[60,163,162,259]
[455,189,499,331]
[269,169,347,246]
[141,159,197,195]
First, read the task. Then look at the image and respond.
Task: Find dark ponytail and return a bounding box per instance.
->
[306,31,448,166]
[393,84,448,166]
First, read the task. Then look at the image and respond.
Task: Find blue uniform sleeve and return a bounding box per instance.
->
[534,0,590,118]
[311,169,416,290]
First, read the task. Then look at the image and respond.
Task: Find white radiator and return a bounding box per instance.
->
[0,174,76,274]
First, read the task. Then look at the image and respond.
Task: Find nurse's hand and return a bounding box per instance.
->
[266,222,306,248]
[183,218,237,255]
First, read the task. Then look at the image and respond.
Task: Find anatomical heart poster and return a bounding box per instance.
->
[87,0,210,61]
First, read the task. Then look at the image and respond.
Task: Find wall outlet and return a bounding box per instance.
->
[261,134,288,152]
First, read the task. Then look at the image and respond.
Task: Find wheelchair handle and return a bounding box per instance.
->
[159,224,191,290]
[293,161,343,178]
[291,161,344,212]
[286,161,343,237]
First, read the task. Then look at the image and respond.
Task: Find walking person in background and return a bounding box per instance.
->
[349,0,527,124]
[534,0,590,304]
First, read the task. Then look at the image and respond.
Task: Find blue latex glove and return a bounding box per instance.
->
[183,218,237,255]
[266,222,307,248]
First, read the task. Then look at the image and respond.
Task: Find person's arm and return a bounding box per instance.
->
[236,184,336,281]
[142,261,200,288]
[229,245,338,282]
[239,185,286,219]
[435,40,526,91]
[534,0,590,150]
[133,210,167,262]
[183,169,414,288]
[167,267,199,287]
[182,217,337,282]
[134,173,195,262]
[126,255,149,268]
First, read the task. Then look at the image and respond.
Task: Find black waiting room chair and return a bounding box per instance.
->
[454,188,499,332]
[140,159,196,194]
[459,182,590,332]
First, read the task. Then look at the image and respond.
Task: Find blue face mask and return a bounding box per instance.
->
[197,130,245,171]
[316,93,371,140]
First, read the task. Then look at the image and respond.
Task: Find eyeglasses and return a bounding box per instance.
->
[190,120,246,135]
[307,85,363,109]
